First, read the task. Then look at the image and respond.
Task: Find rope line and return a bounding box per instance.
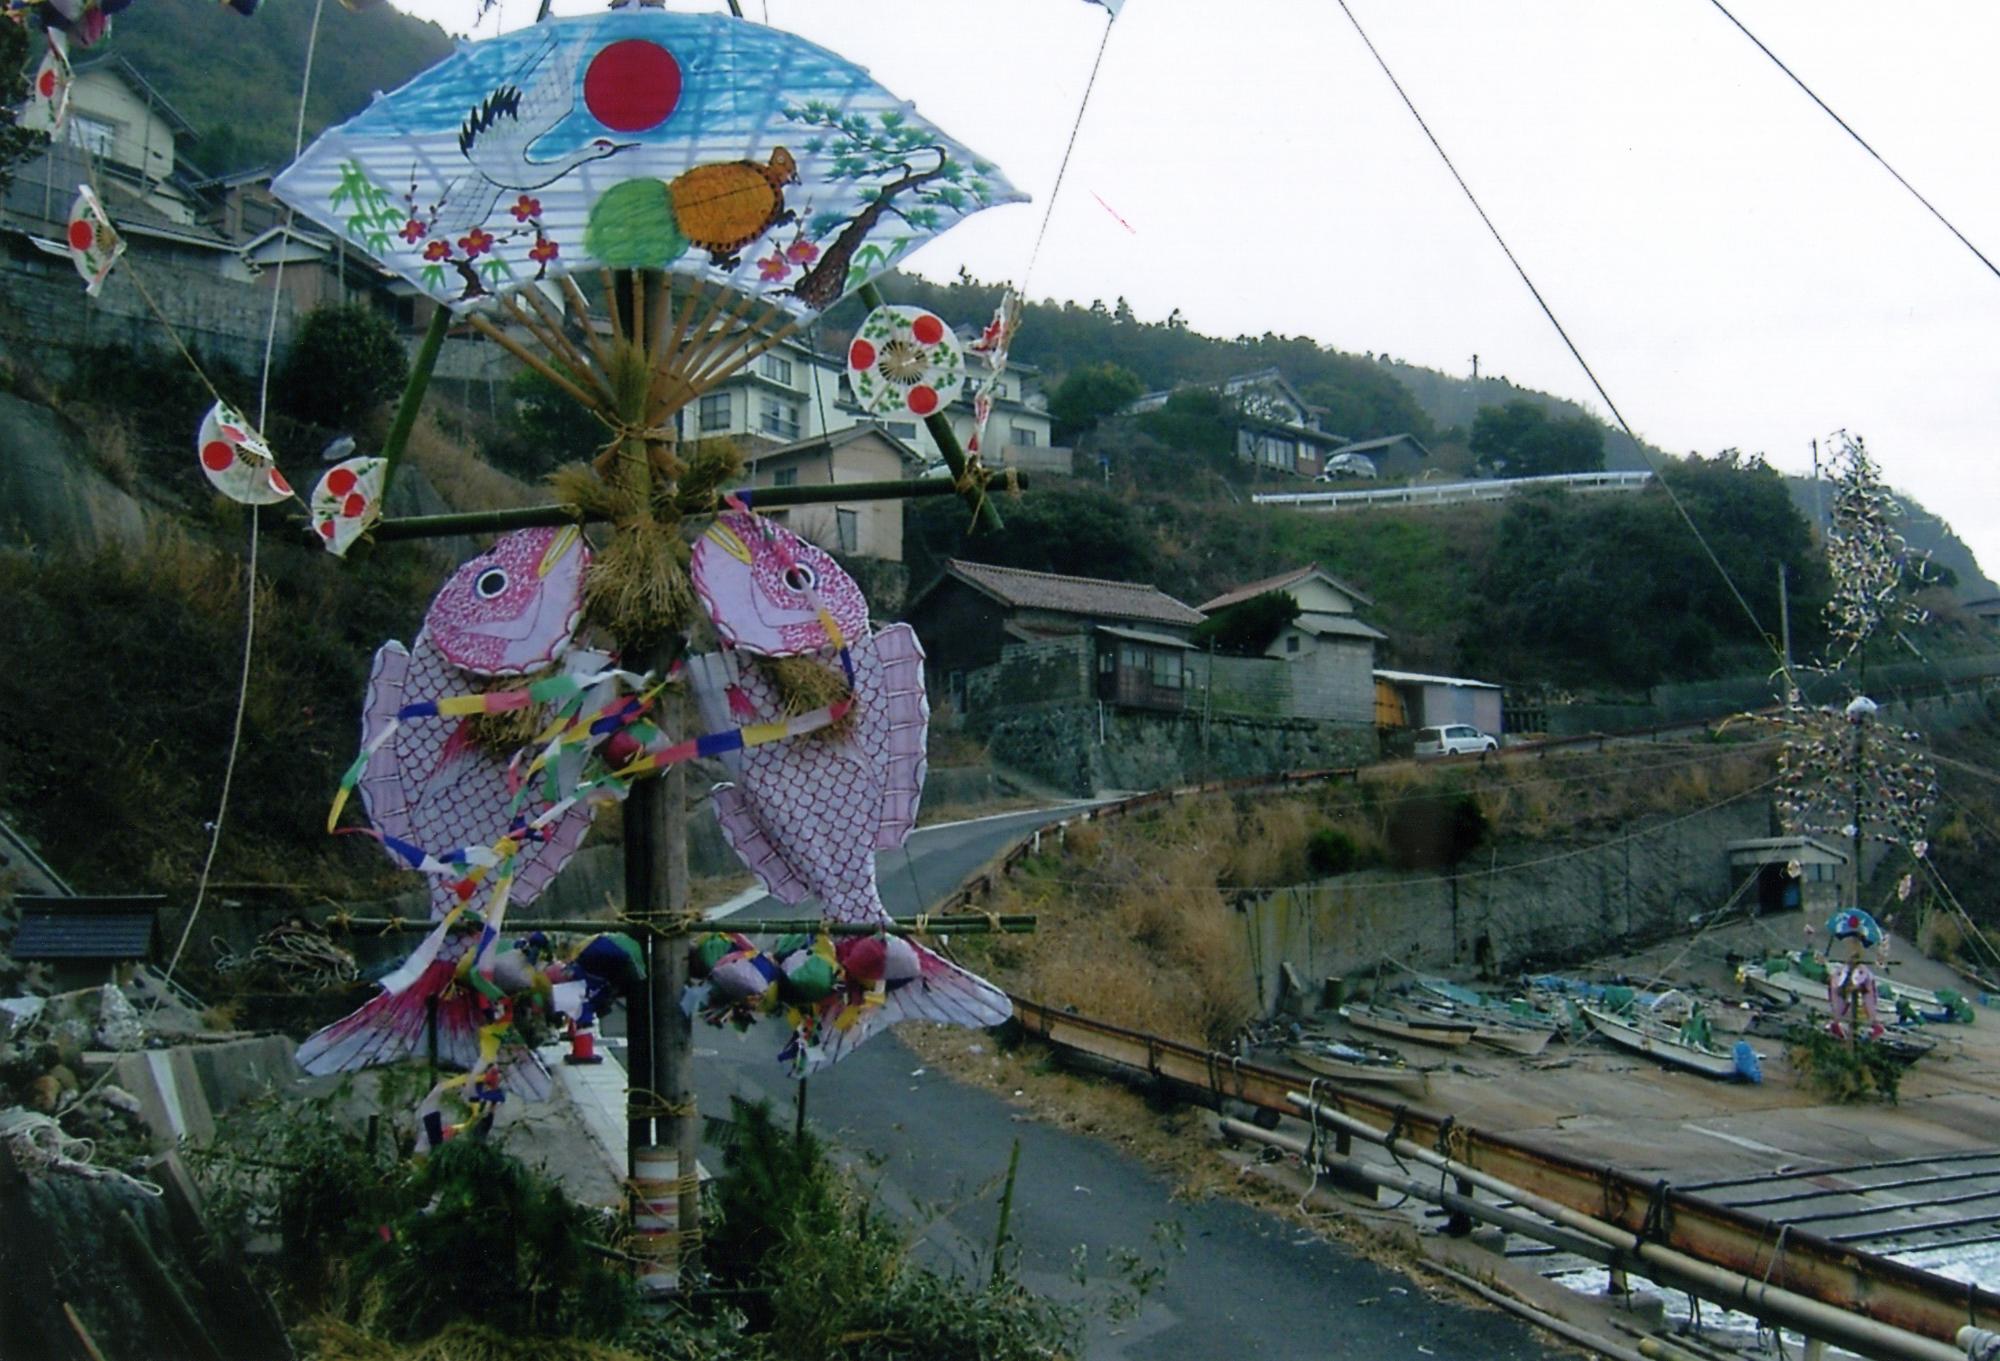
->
[1021,16,1115,293]
[159,0,328,998]
[1707,0,2000,286]
[1329,0,1787,682]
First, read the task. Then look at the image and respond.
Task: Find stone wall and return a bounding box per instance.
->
[965,635,1094,712]
[0,243,295,379]
[975,699,1375,796]
[1242,799,1770,1011]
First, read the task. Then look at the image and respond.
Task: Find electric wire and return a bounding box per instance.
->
[1328,0,1789,685]
[1021,14,1115,295]
[1706,0,2000,287]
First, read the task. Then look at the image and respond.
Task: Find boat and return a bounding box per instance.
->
[1739,952,1962,1018]
[1286,1040,1432,1095]
[1579,1002,1750,1080]
[1408,981,1560,1055]
[1337,1003,1476,1049]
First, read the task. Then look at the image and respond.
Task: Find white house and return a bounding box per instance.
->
[1197,563,1384,725]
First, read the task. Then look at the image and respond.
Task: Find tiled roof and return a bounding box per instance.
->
[1296,615,1387,642]
[1334,433,1432,459]
[1198,563,1374,613]
[943,560,1204,627]
[12,896,162,960]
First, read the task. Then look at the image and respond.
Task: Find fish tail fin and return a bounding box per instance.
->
[798,944,1010,1074]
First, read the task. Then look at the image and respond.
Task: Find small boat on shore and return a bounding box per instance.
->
[1286,1040,1432,1095]
[1580,1002,1754,1080]
[1408,981,1559,1055]
[1338,1003,1476,1050]
[1739,953,1967,1020]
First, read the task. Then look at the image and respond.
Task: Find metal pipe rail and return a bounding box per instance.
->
[1007,995,2000,1349]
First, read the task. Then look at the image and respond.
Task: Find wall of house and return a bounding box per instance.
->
[906,581,1015,699]
[1193,646,1375,726]
[0,240,296,377]
[68,70,176,186]
[745,435,908,562]
[1242,800,1770,1010]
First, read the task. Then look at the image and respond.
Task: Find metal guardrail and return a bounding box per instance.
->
[1253,469,1655,510]
[1007,996,2000,1348]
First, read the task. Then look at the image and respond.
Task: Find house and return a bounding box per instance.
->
[1129,367,1347,478]
[1374,669,1505,737]
[1726,837,1848,918]
[904,558,1205,712]
[1198,563,1384,725]
[735,425,927,563]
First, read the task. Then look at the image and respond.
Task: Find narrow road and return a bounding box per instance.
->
[687,802,1566,1359]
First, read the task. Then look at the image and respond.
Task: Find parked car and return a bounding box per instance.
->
[1316,452,1380,481]
[1414,724,1498,757]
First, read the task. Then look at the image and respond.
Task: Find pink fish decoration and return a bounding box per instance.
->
[688,510,1009,1072]
[359,525,599,920]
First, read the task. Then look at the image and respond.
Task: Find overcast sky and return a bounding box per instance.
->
[388,0,2000,581]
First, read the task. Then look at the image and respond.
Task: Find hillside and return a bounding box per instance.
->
[108,0,454,176]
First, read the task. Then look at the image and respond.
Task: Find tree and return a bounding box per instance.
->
[1048,363,1143,443]
[1470,399,1605,478]
[1191,591,1299,656]
[0,21,41,195]
[279,304,410,431]
[1135,389,1235,461]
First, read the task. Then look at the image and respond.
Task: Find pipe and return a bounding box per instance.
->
[1415,1259,1656,1361]
[1287,1095,1964,1361]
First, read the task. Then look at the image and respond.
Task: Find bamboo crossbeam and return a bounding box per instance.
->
[369,475,1008,541]
[323,914,1037,938]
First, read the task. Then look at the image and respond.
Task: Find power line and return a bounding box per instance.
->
[1328,0,1789,684]
[1707,0,2000,286]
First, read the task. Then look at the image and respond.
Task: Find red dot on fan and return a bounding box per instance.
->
[326,467,357,496]
[911,313,944,345]
[583,40,681,132]
[68,219,94,251]
[318,519,337,540]
[38,70,56,97]
[268,469,293,496]
[907,385,939,416]
[201,441,236,472]
[849,339,875,370]
[342,492,367,518]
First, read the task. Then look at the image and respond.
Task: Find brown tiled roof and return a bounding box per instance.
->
[944,559,1204,627]
[1198,563,1374,613]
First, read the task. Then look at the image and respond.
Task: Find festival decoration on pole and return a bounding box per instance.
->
[846,305,962,419]
[65,185,123,295]
[196,400,294,505]
[270,11,1025,311]
[684,509,1010,1072]
[309,455,386,555]
[964,290,1021,456]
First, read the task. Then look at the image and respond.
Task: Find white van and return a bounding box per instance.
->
[1414,724,1497,757]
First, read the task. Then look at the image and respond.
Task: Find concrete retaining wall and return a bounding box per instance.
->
[1243,799,1770,1011]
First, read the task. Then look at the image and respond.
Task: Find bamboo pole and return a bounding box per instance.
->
[560,275,616,376]
[324,914,1039,937]
[466,313,606,414]
[376,304,452,501]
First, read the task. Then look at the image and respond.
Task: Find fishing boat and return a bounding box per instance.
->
[1739,952,1958,1017]
[1286,1040,1432,1095]
[1409,981,1560,1055]
[1579,1002,1750,1080]
[1337,1003,1476,1049]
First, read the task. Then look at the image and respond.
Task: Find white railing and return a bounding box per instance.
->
[1253,470,1654,510]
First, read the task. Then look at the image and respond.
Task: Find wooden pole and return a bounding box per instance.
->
[377,304,452,501]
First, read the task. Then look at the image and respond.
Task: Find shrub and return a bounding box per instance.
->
[1384,792,1488,870]
[1306,826,1359,876]
[1785,1024,1904,1104]
[280,303,409,430]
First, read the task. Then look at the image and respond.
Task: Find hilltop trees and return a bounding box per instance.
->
[1470,399,1606,478]
[1049,362,1144,443]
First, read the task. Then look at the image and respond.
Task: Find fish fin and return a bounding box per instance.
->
[685,651,748,776]
[869,623,929,851]
[297,957,458,1074]
[358,639,414,848]
[801,944,1009,1073]
[711,781,815,904]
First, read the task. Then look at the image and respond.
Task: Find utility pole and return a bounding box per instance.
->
[1778,563,1793,694]
[1470,353,1479,382]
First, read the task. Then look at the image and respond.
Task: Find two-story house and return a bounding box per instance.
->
[1197,563,1384,725]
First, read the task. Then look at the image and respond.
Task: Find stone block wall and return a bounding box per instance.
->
[965,635,1093,713]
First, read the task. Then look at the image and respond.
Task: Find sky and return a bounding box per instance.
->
[387,0,2000,581]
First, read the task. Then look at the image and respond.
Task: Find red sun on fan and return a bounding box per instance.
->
[583,39,682,133]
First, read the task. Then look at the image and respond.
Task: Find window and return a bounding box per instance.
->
[759,397,800,439]
[698,393,731,432]
[65,115,116,158]
[882,420,918,439]
[773,467,799,488]
[1150,650,1183,689]
[1099,651,1116,675]
[761,353,794,386]
[1010,426,1039,447]
[1285,634,1301,653]
[995,382,1008,399]
[836,508,858,554]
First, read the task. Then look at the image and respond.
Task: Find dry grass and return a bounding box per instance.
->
[403,411,539,511]
[73,407,140,491]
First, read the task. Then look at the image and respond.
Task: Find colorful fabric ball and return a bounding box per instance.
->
[708,949,780,1009]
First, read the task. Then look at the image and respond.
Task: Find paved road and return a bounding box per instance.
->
[681,803,1564,1359]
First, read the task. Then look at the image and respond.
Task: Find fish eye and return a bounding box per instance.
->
[783,565,815,593]
[475,568,509,599]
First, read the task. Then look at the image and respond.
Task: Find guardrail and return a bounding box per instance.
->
[1253,469,1655,511]
[1006,996,2000,1348]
